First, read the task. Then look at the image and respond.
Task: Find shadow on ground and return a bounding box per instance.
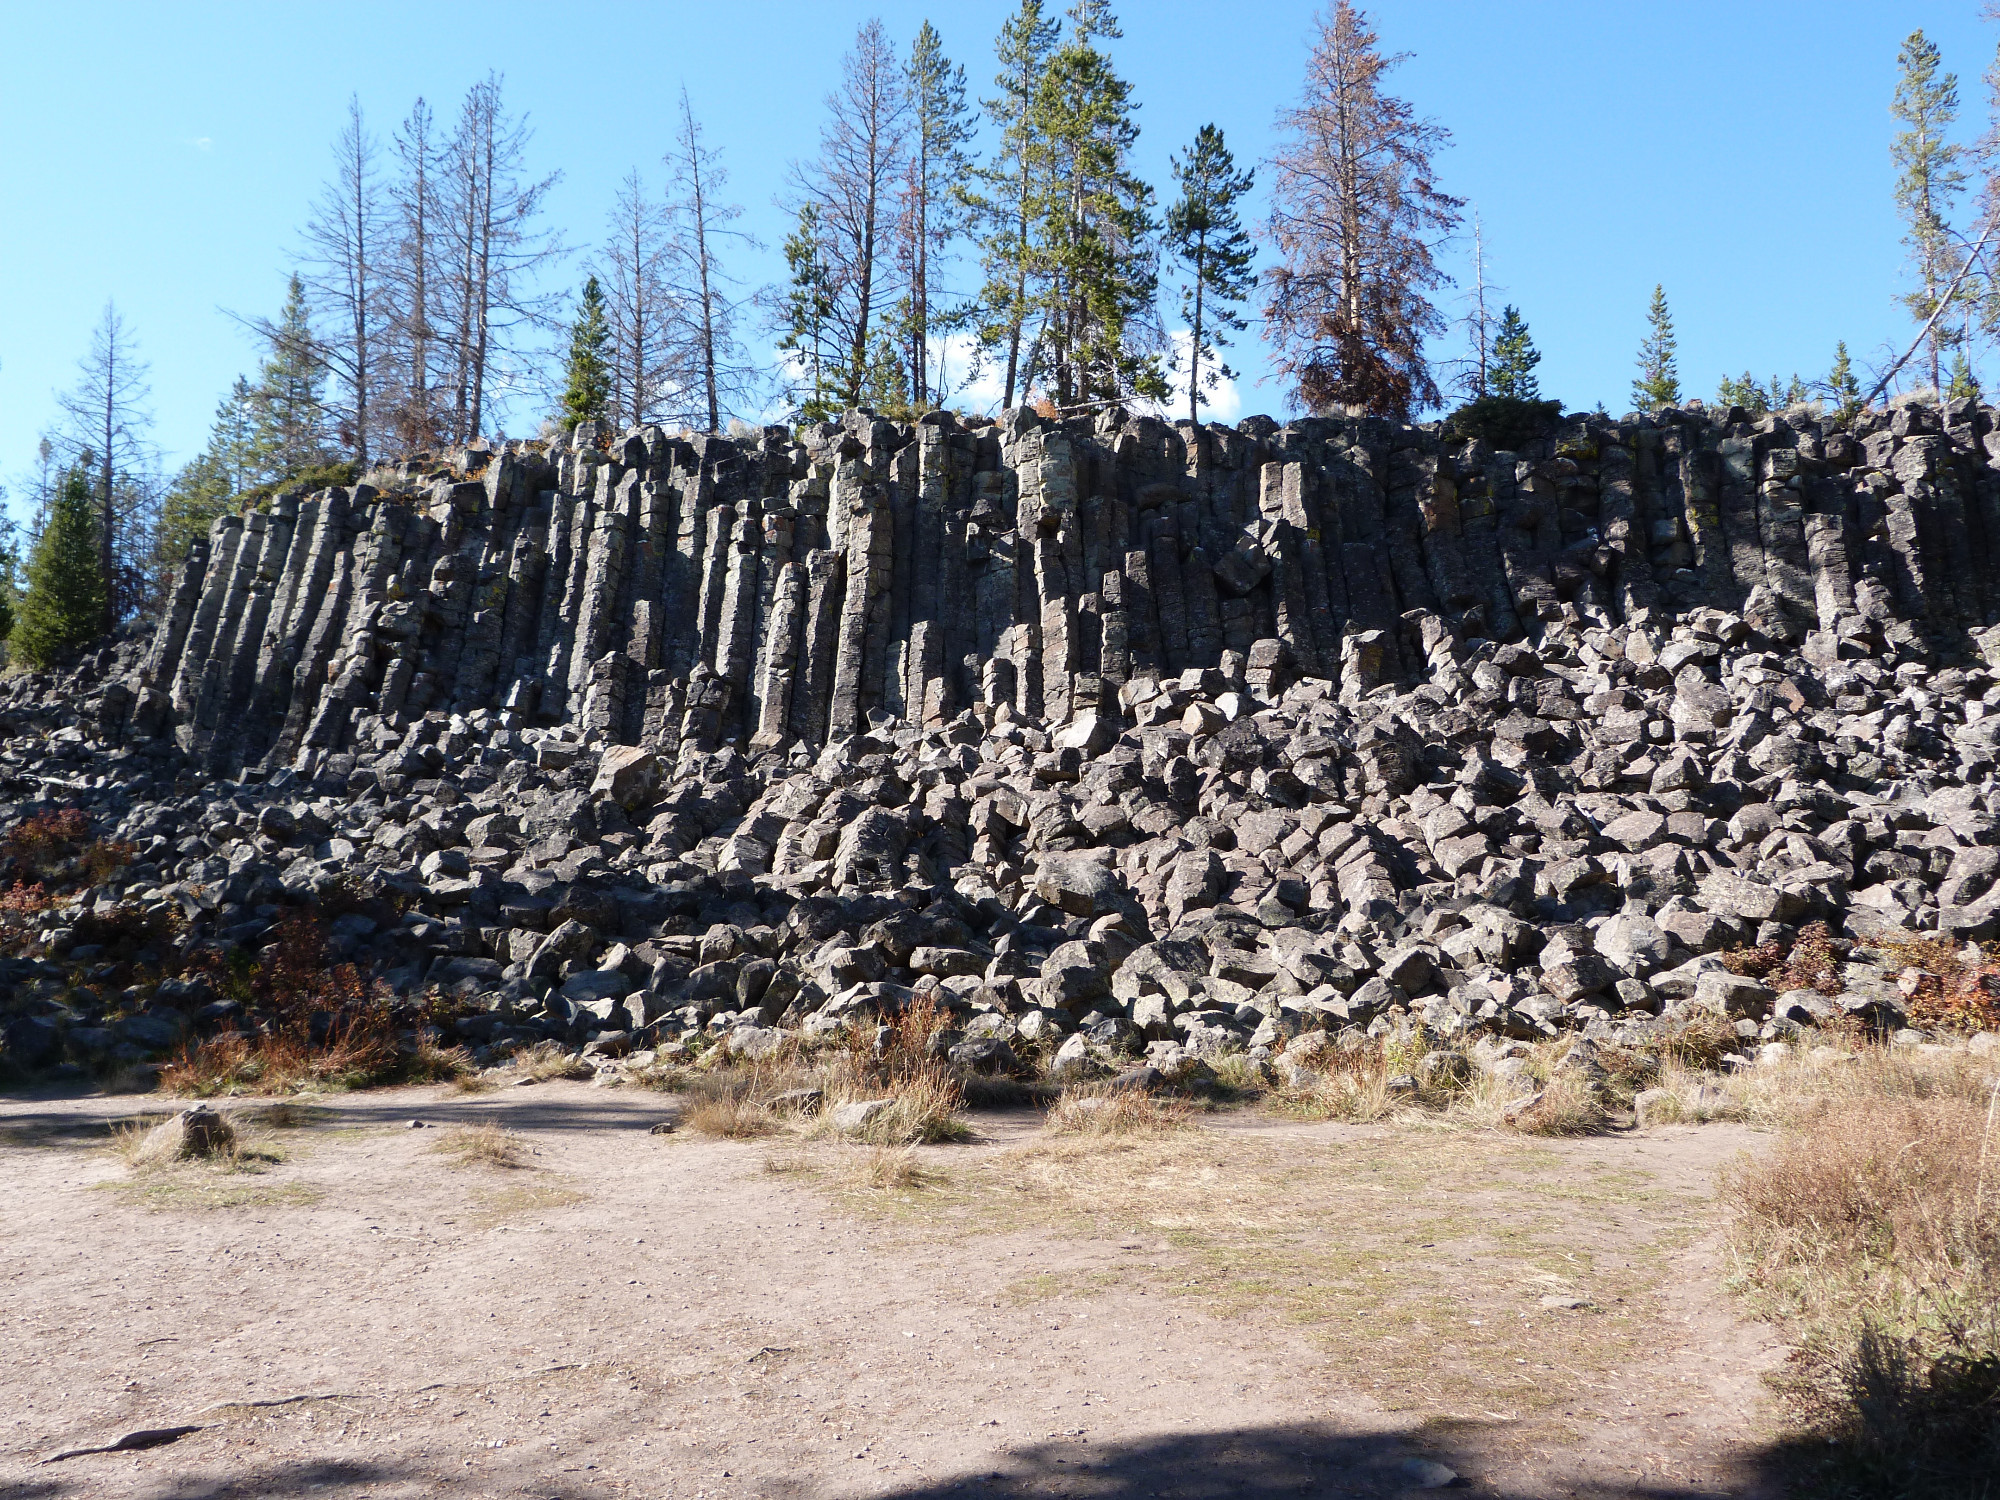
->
[5,1419,1830,1500]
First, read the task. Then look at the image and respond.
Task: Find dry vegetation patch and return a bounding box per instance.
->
[1043,1085,1194,1136]
[433,1122,532,1168]
[1722,1045,2000,1497]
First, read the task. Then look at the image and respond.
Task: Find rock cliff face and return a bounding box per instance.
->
[119,397,2000,778]
[9,398,2000,1088]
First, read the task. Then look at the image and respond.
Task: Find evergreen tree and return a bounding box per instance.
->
[1264,1,1462,419]
[1631,284,1681,408]
[1487,305,1540,400]
[1715,371,1770,416]
[900,22,978,410]
[249,276,334,479]
[776,203,839,424]
[54,302,153,630]
[1948,348,1981,399]
[1892,30,1966,398]
[1783,373,1810,407]
[559,276,612,430]
[1825,340,1863,421]
[157,378,256,569]
[14,460,108,668]
[1020,2,1168,408]
[966,0,1061,410]
[1164,123,1256,425]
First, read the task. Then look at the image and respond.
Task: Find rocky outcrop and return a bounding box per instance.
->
[115,397,2000,779]
[5,398,2000,1083]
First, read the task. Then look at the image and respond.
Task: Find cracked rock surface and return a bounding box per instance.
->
[5,397,2000,1079]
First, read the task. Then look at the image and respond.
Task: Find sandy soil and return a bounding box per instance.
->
[0,1081,1790,1500]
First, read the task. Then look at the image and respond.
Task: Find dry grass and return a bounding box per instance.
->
[160,1027,395,1097]
[1723,1065,2000,1497]
[1043,1085,1194,1136]
[433,1122,531,1168]
[846,1145,934,1190]
[496,1041,595,1084]
[402,1037,476,1084]
[1271,1040,1401,1122]
[686,1094,782,1139]
[1503,1070,1610,1136]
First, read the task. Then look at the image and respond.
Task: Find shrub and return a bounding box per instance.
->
[1445,393,1564,451]
[1877,935,2000,1033]
[1721,920,1844,997]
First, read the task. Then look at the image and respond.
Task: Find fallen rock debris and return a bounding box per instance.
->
[4,400,1999,1094]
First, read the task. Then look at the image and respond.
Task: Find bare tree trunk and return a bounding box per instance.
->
[1188,249,1205,427]
[668,88,749,434]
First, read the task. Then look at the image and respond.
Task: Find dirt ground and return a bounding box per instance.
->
[0,1081,1794,1500]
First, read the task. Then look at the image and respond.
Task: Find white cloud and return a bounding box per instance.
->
[188,136,212,152]
[752,326,1248,426]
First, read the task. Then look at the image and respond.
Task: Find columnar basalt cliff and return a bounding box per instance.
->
[118,397,2000,778]
[6,398,2000,1090]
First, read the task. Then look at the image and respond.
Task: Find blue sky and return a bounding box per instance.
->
[3,1,1995,513]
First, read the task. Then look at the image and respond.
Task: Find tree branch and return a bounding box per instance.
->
[1867,205,2000,407]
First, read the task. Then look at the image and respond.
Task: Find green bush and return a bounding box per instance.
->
[1444,394,1564,452]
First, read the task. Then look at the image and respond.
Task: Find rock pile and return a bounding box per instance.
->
[4,398,2000,1082]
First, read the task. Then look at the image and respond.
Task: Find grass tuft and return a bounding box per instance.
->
[1044,1086,1194,1137]
[434,1122,530,1168]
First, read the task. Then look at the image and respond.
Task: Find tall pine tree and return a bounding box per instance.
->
[249,276,334,480]
[776,204,839,424]
[14,460,108,669]
[1892,30,1966,398]
[1632,284,1681,409]
[1164,124,1255,425]
[899,22,978,410]
[1824,340,1862,421]
[966,0,1061,410]
[1264,1,1462,419]
[1020,2,1166,408]
[158,378,257,569]
[559,276,612,431]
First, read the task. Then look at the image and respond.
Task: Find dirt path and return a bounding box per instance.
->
[0,1083,1788,1500]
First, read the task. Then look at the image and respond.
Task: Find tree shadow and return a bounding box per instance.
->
[839,1419,1784,1500]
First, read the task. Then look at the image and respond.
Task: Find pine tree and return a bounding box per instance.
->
[1487,305,1540,400]
[1892,30,1966,398]
[1825,340,1863,421]
[1164,123,1256,425]
[1631,284,1681,409]
[54,302,153,630]
[157,379,256,569]
[249,276,334,480]
[901,22,978,410]
[967,0,1061,410]
[786,21,911,411]
[13,459,108,668]
[665,87,757,433]
[1264,1,1462,419]
[1948,348,1981,399]
[559,276,612,431]
[1715,371,1769,417]
[1020,2,1167,408]
[776,204,839,424]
